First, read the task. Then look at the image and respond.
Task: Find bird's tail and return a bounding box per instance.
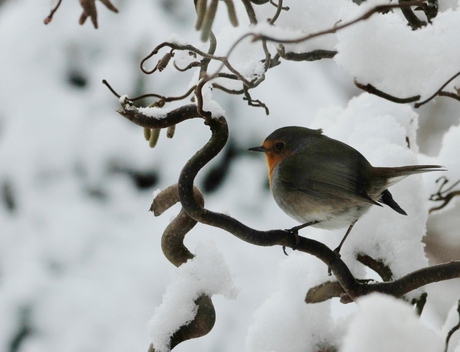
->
[374,165,445,176]
[372,165,445,187]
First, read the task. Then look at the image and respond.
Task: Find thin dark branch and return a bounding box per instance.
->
[194,78,213,122]
[439,91,460,102]
[429,176,460,213]
[102,79,121,98]
[213,84,243,94]
[412,292,428,316]
[254,2,425,45]
[103,80,196,104]
[139,36,263,89]
[278,47,337,61]
[445,300,460,352]
[201,31,218,75]
[366,261,460,298]
[354,79,421,103]
[243,87,269,114]
[43,0,62,24]
[173,60,202,72]
[415,70,460,108]
[141,42,216,75]
[268,0,288,25]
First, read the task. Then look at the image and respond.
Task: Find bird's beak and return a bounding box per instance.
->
[248,146,268,152]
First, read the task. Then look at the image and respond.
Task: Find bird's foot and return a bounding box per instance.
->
[333,246,342,257]
[327,247,342,276]
[283,227,301,255]
[283,221,320,255]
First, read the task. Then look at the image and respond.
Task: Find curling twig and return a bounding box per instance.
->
[43,0,63,24]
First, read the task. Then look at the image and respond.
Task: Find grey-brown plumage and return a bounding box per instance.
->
[249,126,445,252]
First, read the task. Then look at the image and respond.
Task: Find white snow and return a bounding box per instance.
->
[1,0,459,352]
[148,241,238,352]
[335,3,460,99]
[341,293,444,352]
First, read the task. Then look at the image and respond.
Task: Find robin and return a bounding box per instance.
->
[249,126,444,253]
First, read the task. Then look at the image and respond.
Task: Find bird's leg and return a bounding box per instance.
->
[283,220,321,255]
[326,221,357,276]
[334,220,357,254]
[290,220,321,233]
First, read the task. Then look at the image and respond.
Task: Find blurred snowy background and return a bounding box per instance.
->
[1,0,460,351]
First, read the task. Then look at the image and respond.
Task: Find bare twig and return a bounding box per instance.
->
[415,70,460,108]
[355,70,460,107]
[354,79,421,104]
[243,87,269,114]
[136,2,428,119]
[412,292,427,316]
[102,80,196,104]
[43,0,63,24]
[140,42,218,75]
[268,0,289,25]
[439,91,460,103]
[173,60,202,72]
[429,176,460,213]
[278,46,337,62]
[445,300,460,352]
[201,30,218,76]
[254,2,425,45]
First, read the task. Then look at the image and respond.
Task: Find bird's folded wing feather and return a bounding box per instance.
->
[277,153,378,205]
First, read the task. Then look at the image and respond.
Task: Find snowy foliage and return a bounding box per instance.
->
[1,0,460,352]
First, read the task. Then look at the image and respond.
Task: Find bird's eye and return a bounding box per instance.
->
[274,142,285,151]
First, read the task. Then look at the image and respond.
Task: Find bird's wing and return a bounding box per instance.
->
[277,151,379,206]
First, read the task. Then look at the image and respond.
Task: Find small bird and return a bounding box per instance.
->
[249,126,444,253]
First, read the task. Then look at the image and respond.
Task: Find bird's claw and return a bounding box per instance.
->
[282,227,301,255]
[327,247,342,276]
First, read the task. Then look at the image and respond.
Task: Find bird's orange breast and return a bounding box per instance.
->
[265,153,285,185]
[258,140,295,186]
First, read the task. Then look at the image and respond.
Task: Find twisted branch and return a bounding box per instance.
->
[115,100,460,304]
[133,1,446,121]
[355,70,460,108]
[253,1,425,45]
[148,185,215,351]
[429,176,460,213]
